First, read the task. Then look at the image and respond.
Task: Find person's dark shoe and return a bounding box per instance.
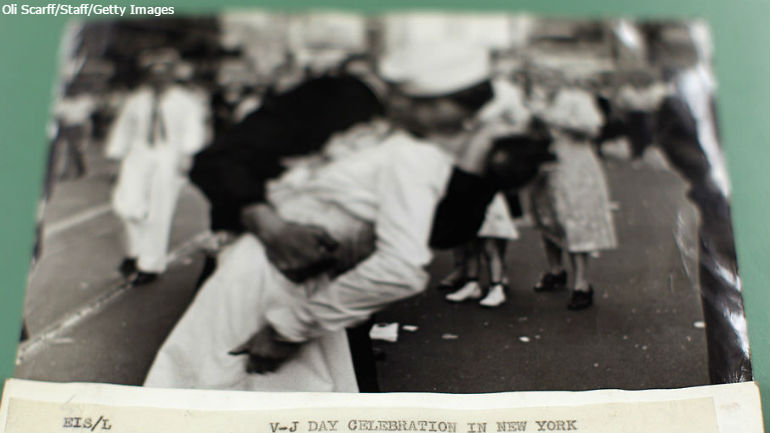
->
[129,271,159,287]
[118,257,137,278]
[534,270,567,292]
[567,286,594,310]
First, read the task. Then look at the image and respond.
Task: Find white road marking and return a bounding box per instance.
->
[16,231,212,365]
[43,203,112,238]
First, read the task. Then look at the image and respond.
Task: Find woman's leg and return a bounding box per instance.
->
[534,236,568,291]
[567,252,593,310]
[543,236,564,275]
[464,240,481,280]
[446,240,483,302]
[483,238,508,285]
[570,252,590,292]
[438,245,469,289]
[480,238,508,307]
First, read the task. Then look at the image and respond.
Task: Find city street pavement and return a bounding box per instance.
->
[15,148,710,392]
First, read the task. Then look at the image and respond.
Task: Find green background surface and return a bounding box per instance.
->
[1,0,767,429]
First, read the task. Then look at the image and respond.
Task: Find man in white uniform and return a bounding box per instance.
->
[106,50,208,285]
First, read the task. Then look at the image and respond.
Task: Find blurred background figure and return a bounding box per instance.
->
[442,193,518,307]
[608,70,669,160]
[436,50,533,308]
[50,79,97,183]
[105,49,209,286]
[434,77,530,307]
[530,87,618,310]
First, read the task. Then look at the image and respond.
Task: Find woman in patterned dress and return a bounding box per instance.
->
[530,87,618,310]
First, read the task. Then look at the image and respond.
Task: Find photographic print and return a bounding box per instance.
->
[14,11,752,396]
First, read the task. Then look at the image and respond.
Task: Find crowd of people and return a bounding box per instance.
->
[44,14,731,391]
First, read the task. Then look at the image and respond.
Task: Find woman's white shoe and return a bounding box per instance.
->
[479,284,507,307]
[445,280,482,302]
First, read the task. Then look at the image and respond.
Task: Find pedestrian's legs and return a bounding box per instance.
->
[464,239,481,280]
[50,134,68,183]
[123,218,143,260]
[567,252,593,310]
[543,236,564,274]
[135,168,184,274]
[446,240,483,302]
[479,238,508,307]
[569,252,590,292]
[438,245,470,290]
[452,245,467,271]
[534,235,567,292]
[115,217,144,277]
[482,238,508,285]
[65,131,87,179]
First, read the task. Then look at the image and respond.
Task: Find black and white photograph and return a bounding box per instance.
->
[15,11,753,394]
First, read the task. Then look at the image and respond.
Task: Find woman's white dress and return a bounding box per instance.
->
[144,197,372,392]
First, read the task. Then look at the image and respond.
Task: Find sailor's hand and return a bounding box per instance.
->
[228,326,301,374]
[241,204,338,281]
[201,231,235,255]
[265,221,338,279]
